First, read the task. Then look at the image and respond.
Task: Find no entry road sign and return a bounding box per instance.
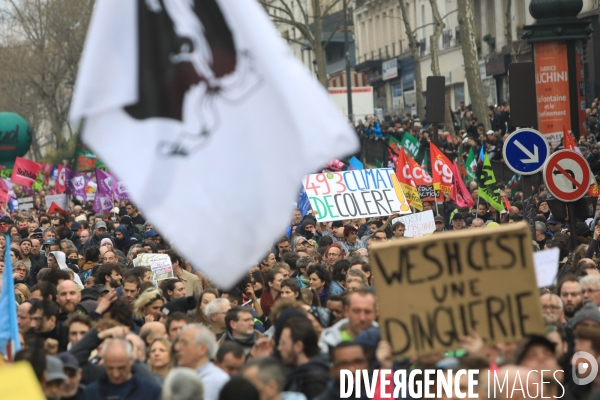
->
[503,128,549,175]
[543,150,591,202]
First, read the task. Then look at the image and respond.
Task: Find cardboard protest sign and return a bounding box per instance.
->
[45,194,69,214]
[303,169,411,222]
[391,210,435,237]
[133,254,174,282]
[370,222,545,358]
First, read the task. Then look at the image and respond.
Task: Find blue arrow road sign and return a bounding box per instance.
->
[502,128,550,175]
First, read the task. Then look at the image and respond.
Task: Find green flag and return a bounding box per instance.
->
[375,159,383,168]
[421,151,429,173]
[400,132,420,159]
[477,153,504,212]
[466,147,477,183]
[388,136,402,156]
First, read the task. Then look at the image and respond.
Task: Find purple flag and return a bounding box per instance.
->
[93,169,115,213]
[66,168,87,198]
[114,181,130,201]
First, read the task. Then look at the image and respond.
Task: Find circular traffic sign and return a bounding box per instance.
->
[542,150,591,202]
[502,128,550,175]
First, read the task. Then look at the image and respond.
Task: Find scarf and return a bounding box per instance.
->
[224,329,257,347]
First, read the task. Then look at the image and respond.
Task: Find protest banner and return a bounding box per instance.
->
[391,210,435,237]
[11,157,41,187]
[133,254,175,282]
[395,150,422,211]
[370,222,545,357]
[303,169,411,222]
[430,143,453,196]
[406,153,438,202]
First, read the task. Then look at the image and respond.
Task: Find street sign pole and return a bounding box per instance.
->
[567,202,578,252]
[522,175,534,234]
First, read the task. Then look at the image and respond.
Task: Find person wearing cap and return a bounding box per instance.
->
[44,355,68,400]
[451,213,465,230]
[547,215,564,234]
[434,215,446,233]
[83,220,107,251]
[58,352,85,400]
[144,229,160,243]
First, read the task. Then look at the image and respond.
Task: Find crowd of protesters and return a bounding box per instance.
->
[5,101,600,399]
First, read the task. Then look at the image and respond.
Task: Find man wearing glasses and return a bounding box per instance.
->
[540,292,564,324]
[581,275,600,307]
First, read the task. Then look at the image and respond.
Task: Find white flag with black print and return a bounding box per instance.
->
[70,0,358,287]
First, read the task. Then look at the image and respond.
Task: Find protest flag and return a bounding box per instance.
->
[388,136,402,156]
[429,142,453,196]
[46,194,70,215]
[503,195,512,211]
[66,168,87,199]
[563,125,581,154]
[451,160,475,208]
[395,149,423,210]
[477,152,504,212]
[55,165,67,194]
[70,0,358,288]
[375,159,383,168]
[0,236,21,361]
[348,156,364,170]
[506,173,521,196]
[456,145,468,184]
[11,157,42,187]
[589,178,599,198]
[93,168,116,214]
[400,132,419,159]
[421,151,429,174]
[0,179,8,207]
[405,152,438,203]
[465,147,477,183]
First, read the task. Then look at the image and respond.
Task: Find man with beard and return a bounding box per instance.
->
[556,274,583,321]
[20,238,35,272]
[97,263,123,291]
[57,280,82,324]
[28,300,69,352]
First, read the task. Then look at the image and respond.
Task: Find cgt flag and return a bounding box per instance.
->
[429,143,453,197]
[70,0,358,287]
[11,157,42,187]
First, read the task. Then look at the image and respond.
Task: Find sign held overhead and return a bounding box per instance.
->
[370,222,545,358]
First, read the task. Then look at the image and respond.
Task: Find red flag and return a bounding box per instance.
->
[589,178,599,197]
[11,157,42,187]
[503,195,512,212]
[406,152,440,202]
[451,160,475,208]
[564,126,581,154]
[55,165,67,194]
[430,143,453,197]
[0,179,8,206]
[395,149,423,210]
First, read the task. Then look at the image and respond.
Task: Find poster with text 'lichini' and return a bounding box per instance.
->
[303,169,411,222]
[370,222,545,358]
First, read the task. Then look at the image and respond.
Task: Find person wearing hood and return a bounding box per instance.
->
[279,316,330,400]
[49,250,84,289]
[143,240,158,253]
[297,215,320,241]
[217,306,265,355]
[113,225,133,255]
[120,215,141,238]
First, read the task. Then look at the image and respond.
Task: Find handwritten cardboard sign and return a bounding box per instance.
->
[133,254,174,282]
[302,169,411,222]
[391,210,435,237]
[370,222,544,357]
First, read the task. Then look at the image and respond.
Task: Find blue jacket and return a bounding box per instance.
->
[82,373,161,400]
[365,122,385,139]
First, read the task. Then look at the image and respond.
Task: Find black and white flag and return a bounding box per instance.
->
[70,0,358,287]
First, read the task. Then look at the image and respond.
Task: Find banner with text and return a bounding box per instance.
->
[370,222,544,357]
[11,157,42,187]
[303,169,411,222]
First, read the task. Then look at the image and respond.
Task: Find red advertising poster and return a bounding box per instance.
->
[534,41,571,148]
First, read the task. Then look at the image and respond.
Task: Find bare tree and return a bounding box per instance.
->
[504,0,517,62]
[397,0,424,120]
[457,0,490,131]
[428,0,454,136]
[260,0,344,88]
[0,0,94,153]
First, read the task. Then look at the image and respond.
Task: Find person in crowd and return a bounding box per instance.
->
[174,324,230,400]
[166,311,189,341]
[162,368,206,400]
[307,264,332,305]
[133,288,166,327]
[218,306,264,354]
[205,298,231,340]
[193,288,219,325]
[148,338,173,382]
[214,341,246,376]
